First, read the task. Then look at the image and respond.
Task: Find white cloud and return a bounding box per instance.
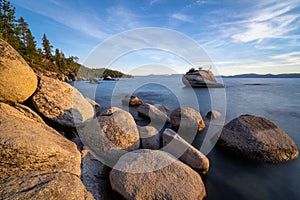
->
[270,51,300,62]
[229,1,300,43]
[171,13,193,23]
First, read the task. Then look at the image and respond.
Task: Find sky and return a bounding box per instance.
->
[11,0,300,75]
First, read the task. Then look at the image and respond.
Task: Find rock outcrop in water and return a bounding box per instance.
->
[182,69,224,88]
[0,39,38,103]
[109,149,206,200]
[122,94,143,107]
[218,115,299,163]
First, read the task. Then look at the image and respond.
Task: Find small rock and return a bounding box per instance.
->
[103,76,114,81]
[163,128,209,174]
[0,38,38,103]
[80,107,140,167]
[32,75,94,127]
[170,107,205,132]
[138,126,161,150]
[218,115,299,163]
[122,95,143,107]
[206,109,222,120]
[110,149,206,200]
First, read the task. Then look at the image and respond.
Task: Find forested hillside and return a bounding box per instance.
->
[0,0,132,78]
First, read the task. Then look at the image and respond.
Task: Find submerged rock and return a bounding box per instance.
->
[218,115,299,163]
[110,149,206,200]
[0,38,38,103]
[138,126,161,150]
[163,128,209,174]
[32,75,94,127]
[0,102,92,199]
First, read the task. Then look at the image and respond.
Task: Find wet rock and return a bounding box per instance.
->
[138,126,161,150]
[32,75,94,127]
[218,115,299,163]
[163,129,209,174]
[0,38,38,103]
[110,149,206,200]
[0,102,92,199]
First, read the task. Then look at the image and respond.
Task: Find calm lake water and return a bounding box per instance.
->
[72,76,300,200]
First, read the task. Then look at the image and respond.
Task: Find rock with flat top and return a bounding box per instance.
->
[0,102,92,199]
[32,75,94,127]
[218,115,299,163]
[0,38,38,103]
[110,149,206,200]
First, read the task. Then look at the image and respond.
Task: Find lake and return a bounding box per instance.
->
[72,76,300,200]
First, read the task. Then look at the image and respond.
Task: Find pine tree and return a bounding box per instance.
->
[0,0,20,49]
[42,33,52,59]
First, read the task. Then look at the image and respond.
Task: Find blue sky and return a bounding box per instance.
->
[11,0,300,75]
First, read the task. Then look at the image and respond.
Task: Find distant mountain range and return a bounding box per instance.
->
[221,73,300,78]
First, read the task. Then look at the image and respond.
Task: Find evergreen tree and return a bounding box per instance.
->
[42,33,52,59]
[0,0,20,49]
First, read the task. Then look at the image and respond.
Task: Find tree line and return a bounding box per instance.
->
[0,0,132,78]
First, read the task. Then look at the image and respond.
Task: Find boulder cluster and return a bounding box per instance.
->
[0,39,298,200]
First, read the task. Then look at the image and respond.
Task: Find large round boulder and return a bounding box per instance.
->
[80,107,140,167]
[0,38,37,103]
[218,115,299,163]
[0,102,92,199]
[32,75,94,127]
[170,107,205,132]
[110,149,206,200]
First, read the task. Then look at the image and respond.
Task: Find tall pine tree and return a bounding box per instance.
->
[42,33,52,59]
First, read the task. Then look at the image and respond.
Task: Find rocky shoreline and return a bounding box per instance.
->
[1,39,298,200]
